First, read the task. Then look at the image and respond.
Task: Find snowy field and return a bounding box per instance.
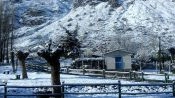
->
[0,65,174,98]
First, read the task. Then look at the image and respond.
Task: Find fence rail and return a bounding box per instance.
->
[0,81,174,98]
[26,64,174,83]
[26,64,51,72]
[62,68,175,82]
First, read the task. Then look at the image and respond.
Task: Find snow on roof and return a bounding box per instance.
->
[75,57,104,61]
[104,49,133,55]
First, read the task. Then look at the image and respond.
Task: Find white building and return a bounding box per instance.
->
[104,50,132,70]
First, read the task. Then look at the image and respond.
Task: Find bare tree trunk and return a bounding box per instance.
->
[6,37,9,63]
[11,51,15,73]
[50,60,61,94]
[20,60,28,79]
[2,40,5,62]
[16,50,29,79]
[173,55,175,64]
[38,45,63,97]
[0,47,2,62]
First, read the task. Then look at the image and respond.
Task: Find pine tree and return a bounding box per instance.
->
[61,26,81,59]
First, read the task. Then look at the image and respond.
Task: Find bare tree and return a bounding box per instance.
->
[16,50,29,79]
[37,40,64,96]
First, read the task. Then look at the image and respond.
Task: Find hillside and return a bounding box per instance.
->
[13,0,175,58]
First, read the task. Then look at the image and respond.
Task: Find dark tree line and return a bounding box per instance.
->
[132,47,175,72]
[0,0,15,71]
[144,47,175,72]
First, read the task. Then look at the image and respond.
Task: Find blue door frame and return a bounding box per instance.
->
[115,57,123,69]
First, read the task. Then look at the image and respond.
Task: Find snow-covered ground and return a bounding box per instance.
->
[0,65,173,98]
[1,0,175,97]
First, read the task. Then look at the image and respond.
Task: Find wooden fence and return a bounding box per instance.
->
[62,68,175,83]
[0,81,175,98]
[25,64,174,83]
[1,84,62,98]
[26,64,51,72]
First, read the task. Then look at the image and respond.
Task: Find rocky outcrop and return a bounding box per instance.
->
[73,0,118,8]
[10,0,22,3]
[108,0,118,7]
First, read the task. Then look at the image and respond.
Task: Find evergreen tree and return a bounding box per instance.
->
[168,47,175,63]
[61,26,81,59]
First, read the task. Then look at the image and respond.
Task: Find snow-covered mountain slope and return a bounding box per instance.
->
[14,0,175,57]
[11,0,72,28]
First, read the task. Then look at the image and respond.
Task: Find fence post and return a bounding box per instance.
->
[118,80,121,98]
[141,71,144,81]
[83,68,85,75]
[133,71,136,80]
[4,83,7,98]
[165,73,167,83]
[66,67,69,74]
[129,71,132,80]
[173,81,175,97]
[46,66,49,72]
[102,69,105,78]
[61,82,65,98]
